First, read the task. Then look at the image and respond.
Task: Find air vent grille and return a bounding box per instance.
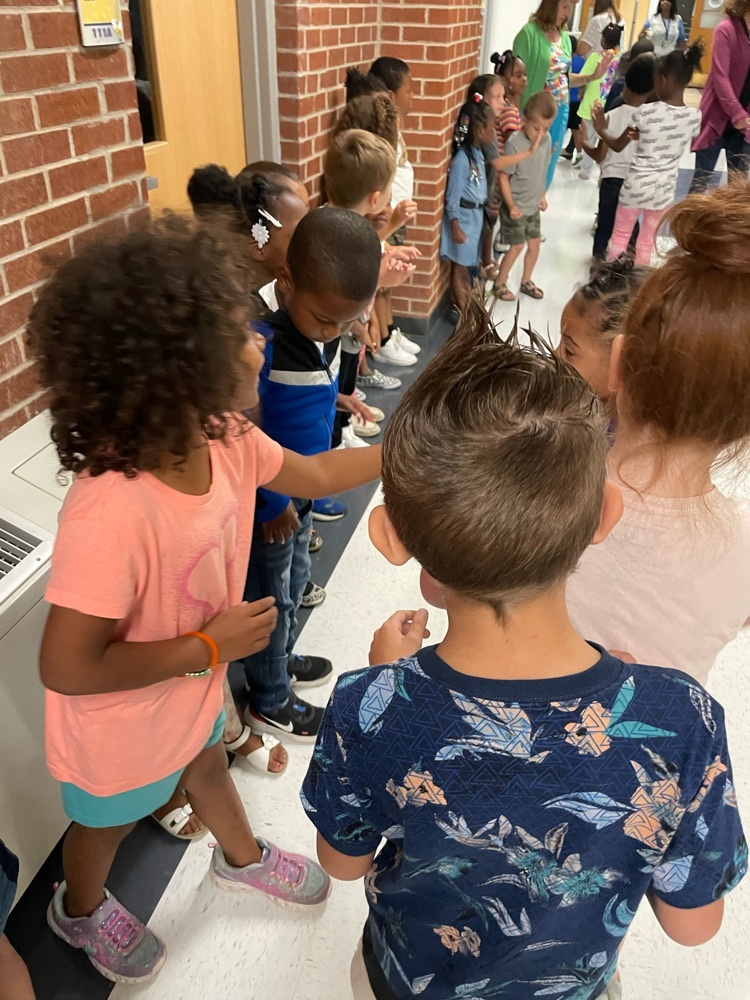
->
[0,518,43,579]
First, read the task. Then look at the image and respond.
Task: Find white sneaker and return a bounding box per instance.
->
[351,415,381,438]
[392,328,421,356]
[341,425,370,448]
[376,339,417,367]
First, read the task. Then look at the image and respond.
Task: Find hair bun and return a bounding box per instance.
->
[667,179,750,275]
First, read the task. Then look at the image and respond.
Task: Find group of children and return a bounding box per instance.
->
[1,37,750,1000]
[441,20,708,304]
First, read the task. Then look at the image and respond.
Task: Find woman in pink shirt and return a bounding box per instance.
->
[690,0,750,191]
[30,217,381,985]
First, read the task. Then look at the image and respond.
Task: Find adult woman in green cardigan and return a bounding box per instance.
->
[514,0,613,188]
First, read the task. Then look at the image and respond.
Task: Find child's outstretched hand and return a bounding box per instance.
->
[593,51,614,81]
[391,199,418,229]
[337,391,376,424]
[202,596,278,662]
[370,609,431,666]
[386,243,422,262]
[591,101,606,135]
[379,254,417,288]
[529,130,543,154]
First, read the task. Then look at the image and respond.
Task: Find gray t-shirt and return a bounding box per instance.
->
[503,130,552,216]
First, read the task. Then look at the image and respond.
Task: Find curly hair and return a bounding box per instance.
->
[574,256,652,344]
[28,215,256,477]
[331,94,399,149]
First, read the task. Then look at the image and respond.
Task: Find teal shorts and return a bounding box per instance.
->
[61,710,226,828]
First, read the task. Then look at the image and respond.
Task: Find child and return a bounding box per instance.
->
[366,57,422,368]
[188,163,308,323]
[491,51,529,254]
[568,179,750,686]
[584,54,655,259]
[0,842,35,1000]
[604,37,655,111]
[598,43,703,264]
[32,217,382,983]
[301,295,746,1000]
[493,90,556,302]
[577,22,626,180]
[561,36,586,164]
[324,129,419,399]
[244,208,384,741]
[440,98,497,308]
[558,256,652,401]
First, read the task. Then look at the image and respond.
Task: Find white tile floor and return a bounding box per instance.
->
[112,158,749,1000]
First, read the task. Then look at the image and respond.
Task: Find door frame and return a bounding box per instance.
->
[237,0,281,164]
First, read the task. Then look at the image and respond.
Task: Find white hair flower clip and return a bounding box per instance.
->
[251,207,282,250]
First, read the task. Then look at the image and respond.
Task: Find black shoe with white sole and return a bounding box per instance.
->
[288,654,333,689]
[245,694,324,742]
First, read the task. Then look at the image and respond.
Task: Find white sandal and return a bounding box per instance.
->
[151,801,208,841]
[224,726,287,777]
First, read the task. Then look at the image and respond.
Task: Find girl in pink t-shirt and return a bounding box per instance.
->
[30,218,380,985]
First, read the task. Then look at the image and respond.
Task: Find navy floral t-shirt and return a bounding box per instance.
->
[301,646,746,1000]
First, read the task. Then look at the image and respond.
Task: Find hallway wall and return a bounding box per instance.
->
[275,0,484,323]
[0,0,148,441]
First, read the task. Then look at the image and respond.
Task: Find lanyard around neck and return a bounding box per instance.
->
[662,17,671,42]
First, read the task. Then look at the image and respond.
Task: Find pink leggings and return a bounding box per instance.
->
[608,205,665,266]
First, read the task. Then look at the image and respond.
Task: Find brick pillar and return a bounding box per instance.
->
[274,0,483,329]
[382,2,484,325]
[275,1,380,201]
[0,1,148,440]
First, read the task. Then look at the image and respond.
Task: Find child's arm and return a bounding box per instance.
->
[490,130,542,174]
[592,102,637,152]
[498,172,523,220]
[445,151,470,245]
[648,894,725,947]
[380,199,418,240]
[316,835,376,881]
[264,445,381,503]
[40,597,278,696]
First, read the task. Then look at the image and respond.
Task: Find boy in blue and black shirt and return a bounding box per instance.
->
[302,301,747,1000]
[243,207,382,741]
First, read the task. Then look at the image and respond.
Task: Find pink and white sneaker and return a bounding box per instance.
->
[211,838,331,907]
[47,882,166,983]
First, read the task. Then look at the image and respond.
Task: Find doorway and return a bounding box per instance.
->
[131,0,248,213]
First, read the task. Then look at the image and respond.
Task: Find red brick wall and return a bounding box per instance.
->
[275,0,484,321]
[0,1,148,440]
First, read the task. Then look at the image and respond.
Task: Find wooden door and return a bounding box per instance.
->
[140,0,247,213]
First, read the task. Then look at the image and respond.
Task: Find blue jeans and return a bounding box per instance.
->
[243,502,312,713]
[690,128,750,193]
[547,100,570,190]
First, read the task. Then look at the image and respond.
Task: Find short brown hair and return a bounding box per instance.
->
[619,178,750,461]
[525,90,558,122]
[725,0,750,18]
[381,296,608,615]
[324,129,397,209]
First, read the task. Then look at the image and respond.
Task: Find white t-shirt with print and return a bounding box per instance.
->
[390,133,415,207]
[600,104,639,181]
[620,102,701,210]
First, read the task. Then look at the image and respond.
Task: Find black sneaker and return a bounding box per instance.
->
[245,694,324,742]
[288,654,333,689]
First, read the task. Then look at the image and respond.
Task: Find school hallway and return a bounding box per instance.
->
[6,152,746,1000]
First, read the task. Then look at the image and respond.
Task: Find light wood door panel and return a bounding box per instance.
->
[142,0,247,213]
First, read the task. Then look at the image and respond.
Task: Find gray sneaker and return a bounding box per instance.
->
[47,882,166,984]
[357,368,402,390]
[211,838,331,907]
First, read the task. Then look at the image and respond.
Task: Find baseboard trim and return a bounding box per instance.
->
[394,288,453,343]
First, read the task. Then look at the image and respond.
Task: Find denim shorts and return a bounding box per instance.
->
[60,710,226,828]
[0,841,19,934]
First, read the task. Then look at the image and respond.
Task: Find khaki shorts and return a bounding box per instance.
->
[500,205,542,245]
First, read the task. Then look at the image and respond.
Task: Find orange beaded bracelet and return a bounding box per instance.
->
[184,631,220,677]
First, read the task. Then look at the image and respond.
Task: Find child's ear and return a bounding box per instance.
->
[368,190,383,214]
[607,333,624,394]
[592,479,623,545]
[276,264,294,299]
[368,505,411,566]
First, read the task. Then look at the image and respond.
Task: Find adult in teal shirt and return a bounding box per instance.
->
[514,0,612,188]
